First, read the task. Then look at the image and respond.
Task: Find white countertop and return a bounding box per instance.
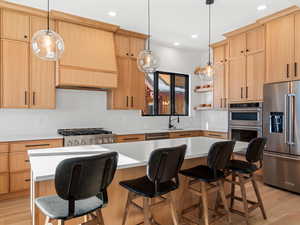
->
[0,132,63,143]
[29,137,247,182]
[110,127,227,135]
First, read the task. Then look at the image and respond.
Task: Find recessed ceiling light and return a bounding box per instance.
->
[257,4,267,11]
[191,34,199,39]
[108,11,117,17]
[173,42,180,46]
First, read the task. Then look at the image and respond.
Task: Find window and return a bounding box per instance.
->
[143,71,189,116]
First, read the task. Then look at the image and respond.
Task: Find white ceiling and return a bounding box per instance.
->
[7,0,295,51]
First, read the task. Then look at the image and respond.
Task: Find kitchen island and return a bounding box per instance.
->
[29,137,248,225]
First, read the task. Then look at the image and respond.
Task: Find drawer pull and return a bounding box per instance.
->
[25,144,50,148]
[123,138,140,141]
[179,134,191,137]
[25,179,31,182]
[24,159,30,163]
[208,134,222,137]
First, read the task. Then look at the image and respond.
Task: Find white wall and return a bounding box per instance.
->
[0,42,228,136]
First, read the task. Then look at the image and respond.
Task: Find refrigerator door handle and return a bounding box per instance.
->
[285,94,290,144]
[289,94,296,145]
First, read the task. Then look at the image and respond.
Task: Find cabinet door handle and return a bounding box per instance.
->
[25,144,50,148]
[126,53,129,56]
[123,137,140,141]
[32,92,36,105]
[220,98,223,108]
[25,179,31,182]
[25,91,28,105]
[246,86,248,98]
[287,64,290,78]
[295,62,298,77]
[25,159,30,163]
[131,96,134,107]
[224,98,227,108]
[126,96,129,107]
[241,87,243,98]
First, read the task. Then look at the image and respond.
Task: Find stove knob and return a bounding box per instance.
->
[67,141,73,146]
[74,140,79,146]
[98,138,103,144]
[81,140,86,145]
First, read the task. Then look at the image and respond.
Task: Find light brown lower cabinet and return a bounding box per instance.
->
[202,131,228,139]
[0,139,63,198]
[0,173,9,194]
[169,131,202,139]
[116,134,145,143]
[10,171,30,193]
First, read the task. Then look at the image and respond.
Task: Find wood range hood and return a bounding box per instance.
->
[51,10,120,90]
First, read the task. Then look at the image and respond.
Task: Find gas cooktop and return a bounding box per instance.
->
[57,128,113,136]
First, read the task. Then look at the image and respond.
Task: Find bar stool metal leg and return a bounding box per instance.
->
[251,178,267,219]
[57,220,64,225]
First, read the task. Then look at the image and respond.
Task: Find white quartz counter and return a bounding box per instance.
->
[0,132,63,142]
[29,137,247,182]
[110,127,227,135]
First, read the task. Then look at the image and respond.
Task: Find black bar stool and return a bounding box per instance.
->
[227,137,267,225]
[119,144,187,225]
[179,141,236,225]
[35,152,118,225]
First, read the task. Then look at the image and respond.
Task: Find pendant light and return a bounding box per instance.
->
[204,0,214,78]
[137,0,159,73]
[32,0,64,61]
[195,0,214,80]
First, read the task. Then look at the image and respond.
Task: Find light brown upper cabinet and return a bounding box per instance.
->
[1,40,29,108]
[1,9,30,42]
[227,25,265,102]
[115,34,145,58]
[56,21,118,89]
[212,42,228,109]
[107,32,146,110]
[30,16,56,109]
[1,14,56,109]
[265,14,295,83]
[295,12,300,80]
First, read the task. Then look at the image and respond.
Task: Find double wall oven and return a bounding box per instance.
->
[229,103,263,142]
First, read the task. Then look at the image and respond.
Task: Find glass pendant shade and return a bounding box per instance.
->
[205,63,214,77]
[32,29,64,61]
[137,49,160,73]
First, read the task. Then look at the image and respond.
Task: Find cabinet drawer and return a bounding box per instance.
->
[169,131,201,139]
[0,143,9,153]
[0,153,9,173]
[10,139,63,152]
[0,173,9,194]
[9,152,30,172]
[203,131,228,139]
[10,171,30,192]
[116,134,145,143]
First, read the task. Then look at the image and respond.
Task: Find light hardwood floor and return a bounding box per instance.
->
[1,181,300,225]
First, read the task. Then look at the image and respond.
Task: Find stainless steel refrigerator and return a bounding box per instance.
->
[263,81,300,193]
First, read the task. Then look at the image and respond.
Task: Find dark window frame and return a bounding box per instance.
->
[143,71,189,116]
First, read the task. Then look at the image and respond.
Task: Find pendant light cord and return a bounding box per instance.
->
[208,3,211,65]
[147,0,151,50]
[47,0,50,31]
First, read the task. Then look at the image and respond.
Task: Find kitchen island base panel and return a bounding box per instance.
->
[34,157,223,225]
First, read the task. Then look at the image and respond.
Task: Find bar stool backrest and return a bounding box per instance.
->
[147,144,187,187]
[246,137,267,167]
[55,152,118,216]
[207,141,236,171]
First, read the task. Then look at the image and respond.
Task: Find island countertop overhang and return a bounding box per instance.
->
[29,137,248,182]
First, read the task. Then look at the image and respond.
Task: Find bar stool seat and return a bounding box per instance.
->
[35,195,104,220]
[180,165,225,182]
[228,160,258,174]
[120,176,178,198]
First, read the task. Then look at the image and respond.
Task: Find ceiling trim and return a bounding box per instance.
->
[210,39,228,48]
[223,22,263,38]
[116,29,148,39]
[0,0,47,17]
[51,10,119,32]
[257,5,299,24]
